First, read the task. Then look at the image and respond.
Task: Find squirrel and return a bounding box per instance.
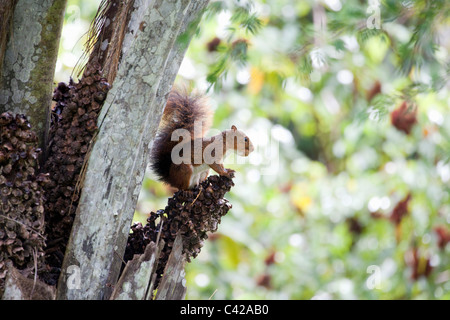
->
[151,89,254,190]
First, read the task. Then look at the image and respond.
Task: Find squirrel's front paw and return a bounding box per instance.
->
[224,168,235,177]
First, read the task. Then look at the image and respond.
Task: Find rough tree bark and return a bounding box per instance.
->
[154,233,187,300]
[56,0,209,300]
[110,238,165,300]
[0,0,67,152]
[0,0,18,80]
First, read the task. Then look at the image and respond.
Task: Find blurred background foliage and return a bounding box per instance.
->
[55,0,450,299]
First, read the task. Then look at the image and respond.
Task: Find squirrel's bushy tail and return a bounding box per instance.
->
[151,89,212,184]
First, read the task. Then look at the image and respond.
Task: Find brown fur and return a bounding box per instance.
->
[151,90,254,190]
[151,89,212,189]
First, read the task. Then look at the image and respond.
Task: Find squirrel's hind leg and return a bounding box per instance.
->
[189,164,209,188]
[169,163,193,190]
[199,169,209,183]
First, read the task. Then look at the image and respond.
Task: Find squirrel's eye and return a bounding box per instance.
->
[244,137,248,142]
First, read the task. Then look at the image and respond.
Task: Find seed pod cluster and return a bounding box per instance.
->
[124,174,234,286]
[42,63,109,284]
[0,112,49,295]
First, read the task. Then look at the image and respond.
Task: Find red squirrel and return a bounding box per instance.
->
[151,90,254,190]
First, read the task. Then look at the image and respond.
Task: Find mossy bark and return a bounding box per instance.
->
[0,0,18,81]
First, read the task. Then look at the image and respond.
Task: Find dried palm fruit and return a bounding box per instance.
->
[0,112,48,296]
[41,63,110,285]
[124,174,235,288]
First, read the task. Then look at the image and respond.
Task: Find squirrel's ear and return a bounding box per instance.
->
[231,125,237,131]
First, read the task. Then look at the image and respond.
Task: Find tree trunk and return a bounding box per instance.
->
[0,0,67,152]
[56,0,209,300]
[0,0,18,80]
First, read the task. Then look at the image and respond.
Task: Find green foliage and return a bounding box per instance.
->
[57,0,450,300]
[230,6,263,35]
[203,0,263,90]
[172,0,450,300]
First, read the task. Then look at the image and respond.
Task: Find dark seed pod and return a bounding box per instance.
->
[41,63,110,285]
[124,173,235,288]
[0,112,47,296]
